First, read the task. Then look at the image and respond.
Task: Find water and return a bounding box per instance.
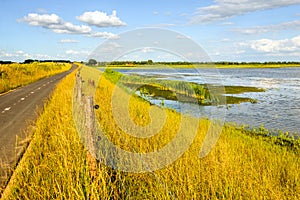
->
[116,67,300,135]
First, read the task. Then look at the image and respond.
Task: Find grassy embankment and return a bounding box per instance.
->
[0,62,71,94]
[2,66,299,199]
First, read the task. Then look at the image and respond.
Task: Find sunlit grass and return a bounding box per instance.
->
[0,62,71,94]
[2,66,299,199]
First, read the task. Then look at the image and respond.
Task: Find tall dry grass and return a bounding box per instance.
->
[0,62,71,94]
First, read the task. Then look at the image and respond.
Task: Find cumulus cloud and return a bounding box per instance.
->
[19,13,119,39]
[191,0,300,24]
[76,10,126,27]
[89,32,119,39]
[234,20,300,34]
[241,35,300,53]
[20,13,91,34]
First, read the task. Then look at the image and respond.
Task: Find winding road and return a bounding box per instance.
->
[0,64,76,185]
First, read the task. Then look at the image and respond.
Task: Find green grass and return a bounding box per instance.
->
[2,66,300,199]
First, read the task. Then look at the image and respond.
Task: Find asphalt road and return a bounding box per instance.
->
[0,64,76,182]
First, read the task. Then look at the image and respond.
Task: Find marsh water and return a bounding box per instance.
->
[116,67,300,135]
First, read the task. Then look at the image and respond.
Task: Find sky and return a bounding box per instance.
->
[1,0,300,62]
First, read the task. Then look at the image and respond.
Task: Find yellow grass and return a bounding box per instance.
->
[2,66,299,199]
[0,62,71,94]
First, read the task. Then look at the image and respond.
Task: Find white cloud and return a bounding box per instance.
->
[241,35,300,53]
[0,49,92,62]
[51,22,91,34]
[291,35,300,46]
[222,21,234,25]
[65,50,89,55]
[0,49,55,61]
[235,50,246,54]
[89,32,119,39]
[141,47,155,53]
[65,50,79,55]
[96,42,122,53]
[20,13,91,34]
[22,13,61,26]
[234,20,300,34]
[59,39,79,43]
[76,10,126,27]
[0,50,27,59]
[148,23,176,28]
[19,13,119,39]
[191,0,300,24]
[16,50,25,54]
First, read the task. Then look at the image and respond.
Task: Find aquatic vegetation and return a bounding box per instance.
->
[104,69,264,106]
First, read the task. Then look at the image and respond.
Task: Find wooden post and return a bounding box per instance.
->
[75,71,98,178]
[75,72,82,104]
[84,96,96,157]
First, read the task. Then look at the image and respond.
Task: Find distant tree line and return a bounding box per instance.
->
[0,61,13,64]
[108,60,155,65]
[0,59,71,64]
[212,61,300,65]
[23,59,71,64]
[88,60,194,66]
[86,59,300,66]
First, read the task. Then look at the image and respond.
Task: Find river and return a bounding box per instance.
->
[116,67,300,135]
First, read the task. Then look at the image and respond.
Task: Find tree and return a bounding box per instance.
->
[24,59,36,64]
[147,59,153,65]
[87,59,97,66]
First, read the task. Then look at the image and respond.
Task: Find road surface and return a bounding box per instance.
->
[0,64,76,185]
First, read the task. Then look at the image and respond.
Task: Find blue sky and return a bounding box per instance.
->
[1,0,300,62]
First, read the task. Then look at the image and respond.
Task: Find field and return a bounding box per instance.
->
[0,62,71,94]
[2,66,300,199]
